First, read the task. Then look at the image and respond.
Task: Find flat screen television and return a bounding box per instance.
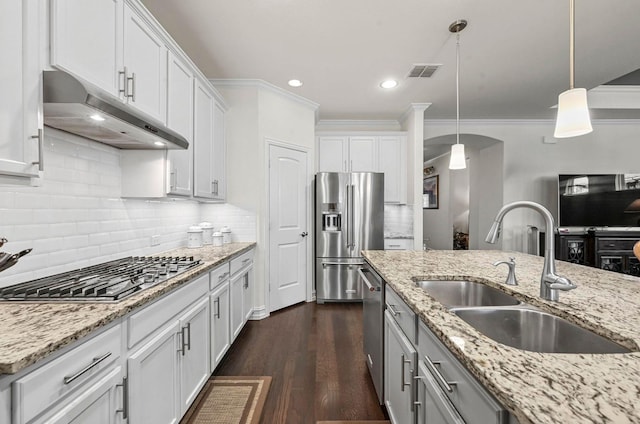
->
[558,174,640,228]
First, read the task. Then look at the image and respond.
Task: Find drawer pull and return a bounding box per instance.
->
[424,354,456,393]
[63,352,112,385]
[388,304,401,316]
[218,272,229,281]
[242,258,251,264]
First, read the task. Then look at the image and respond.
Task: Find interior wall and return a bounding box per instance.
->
[216,81,317,317]
[422,154,452,249]
[425,119,640,252]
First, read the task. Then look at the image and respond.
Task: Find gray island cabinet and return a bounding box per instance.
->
[363,249,640,424]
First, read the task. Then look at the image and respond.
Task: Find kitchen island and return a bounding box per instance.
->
[363,249,640,424]
[0,242,255,375]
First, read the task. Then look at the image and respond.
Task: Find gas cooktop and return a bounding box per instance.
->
[0,256,201,302]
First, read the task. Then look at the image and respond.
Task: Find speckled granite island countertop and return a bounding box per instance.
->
[362,249,640,424]
[0,242,255,375]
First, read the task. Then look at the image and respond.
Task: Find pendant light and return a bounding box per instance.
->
[449,20,467,170]
[554,0,592,138]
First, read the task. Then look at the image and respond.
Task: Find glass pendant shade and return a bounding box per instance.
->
[554,88,593,138]
[449,143,466,170]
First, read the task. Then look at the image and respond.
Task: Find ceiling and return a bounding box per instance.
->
[140,0,640,121]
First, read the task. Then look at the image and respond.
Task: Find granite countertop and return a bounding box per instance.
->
[0,242,255,375]
[362,249,640,424]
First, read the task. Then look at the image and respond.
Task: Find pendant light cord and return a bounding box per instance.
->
[569,0,575,90]
[456,32,460,145]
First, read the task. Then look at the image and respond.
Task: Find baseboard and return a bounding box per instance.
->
[250,305,269,320]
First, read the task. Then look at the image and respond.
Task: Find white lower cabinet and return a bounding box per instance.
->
[229,271,245,341]
[384,310,417,424]
[38,366,123,424]
[210,279,231,370]
[415,360,464,424]
[127,321,180,424]
[178,298,210,414]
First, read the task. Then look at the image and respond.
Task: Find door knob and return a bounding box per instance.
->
[300,232,308,237]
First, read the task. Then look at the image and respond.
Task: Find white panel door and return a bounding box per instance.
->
[269,144,308,312]
[166,52,194,196]
[123,3,166,121]
[229,271,244,341]
[211,102,226,200]
[349,136,377,171]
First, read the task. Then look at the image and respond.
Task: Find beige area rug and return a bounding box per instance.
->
[317,421,391,424]
[181,376,271,424]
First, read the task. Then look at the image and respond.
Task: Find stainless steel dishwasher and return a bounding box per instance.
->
[359,261,384,404]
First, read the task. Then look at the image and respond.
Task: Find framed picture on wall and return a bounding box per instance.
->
[423,175,439,209]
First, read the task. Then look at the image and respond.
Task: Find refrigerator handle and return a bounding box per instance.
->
[345,184,351,248]
[350,184,356,250]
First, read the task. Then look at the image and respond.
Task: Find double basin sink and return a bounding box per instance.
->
[416,280,630,354]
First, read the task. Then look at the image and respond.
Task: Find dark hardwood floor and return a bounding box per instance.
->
[213,301,387,424]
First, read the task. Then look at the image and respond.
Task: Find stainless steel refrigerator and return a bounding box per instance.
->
[315,172,384,302]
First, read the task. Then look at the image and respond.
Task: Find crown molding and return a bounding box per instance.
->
[209,79,320,116]
[315,119,402,131]
[424,118,640,127]
[588,85,640,109]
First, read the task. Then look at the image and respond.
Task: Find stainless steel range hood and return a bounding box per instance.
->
[43,70,188,150]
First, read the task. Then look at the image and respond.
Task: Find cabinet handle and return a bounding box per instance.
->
[118,67,128,98]
[127,72,136,102]
[63,352,112,384]
[243,273,249,289]
[30,129,43,171]
[424,354,456,393]
[116,376,129,419]
[218,272,229,281]
[350,160,353,171]
[344,160,347,171]
[400,353,412,392]
[214,297,221,319]
[242,258,251,264]
[186,322,191,351]
[169,169,176,189]
[387,304,401,316]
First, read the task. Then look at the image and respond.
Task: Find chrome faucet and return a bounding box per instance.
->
[485,201,576,301]
[493,257,518,285]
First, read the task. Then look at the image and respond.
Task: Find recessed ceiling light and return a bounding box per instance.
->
[380,79,398,89]
[288,79,303,87]
[90,114,105,121]
[153,141,165,147]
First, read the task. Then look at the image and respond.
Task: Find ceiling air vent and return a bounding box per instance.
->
[407,64,441,78]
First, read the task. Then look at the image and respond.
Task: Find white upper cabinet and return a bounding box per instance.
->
[0,0,41,179]
[166,51,194,196]
[378,136,406,204]
[51,0,167,122]
[317,136,348,172]
[317,133,407,203]
[122,3,167,122]
[193,77,226,201]
[211,102,226,201]
[50,0,123,97]
[193,78,215,199]
[349,136,378,172]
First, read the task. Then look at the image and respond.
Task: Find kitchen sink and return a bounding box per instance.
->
[452,307,631,354]
[415,280,520,307]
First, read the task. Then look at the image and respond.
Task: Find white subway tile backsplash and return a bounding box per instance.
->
[0,129,261,288]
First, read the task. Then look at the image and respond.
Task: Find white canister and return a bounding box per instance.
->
[187,225,203,248]
[212,231,223,247]
[221,226,232,244]
[199,222,214,245]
